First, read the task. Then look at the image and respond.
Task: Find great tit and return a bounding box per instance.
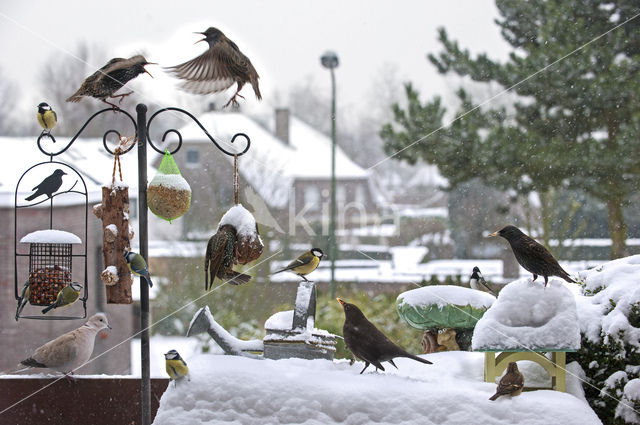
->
[42,282,82,314]
[124,250,153,287]
[15,281,30,320]
[36,102,57,134]
[469,266,495,295]
[165,349,190,385]
[272,248,323,281]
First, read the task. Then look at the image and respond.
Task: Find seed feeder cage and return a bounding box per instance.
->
[14,161,89,320]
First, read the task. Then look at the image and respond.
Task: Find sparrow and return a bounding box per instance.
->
[66,55,154,108]
[42,282,82,314]
[124,250,153,287]
[16,313,111,376]
[490,225,575,286]
[272,248,323,282]
[204,224,251,290]
[165,349,190,386]
[167,27,261,108]
[15,281,30,321]
[36,102,57,135]
[489,362,525,400]
[469,266,496,295]
[337,298,433,374]
[25,169,66,201]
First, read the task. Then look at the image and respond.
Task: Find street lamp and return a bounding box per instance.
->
[320,50,338,298]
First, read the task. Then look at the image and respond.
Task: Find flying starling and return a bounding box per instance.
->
[66,55,154,108]
[337,298,433,374]
[489,362,524,401]
[469,266,495,295]
[167,27,261,108]
[204,224,251,290]
[25,169,66,201]
[36,102,57,135]
[490,225,575,286]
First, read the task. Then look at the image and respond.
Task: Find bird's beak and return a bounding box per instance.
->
[193,32,206,44]
[145,70,154,78]
[336,298,345,306]
[489,231,498,237]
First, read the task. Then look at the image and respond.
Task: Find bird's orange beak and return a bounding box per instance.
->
[489,231,498,237]
[144,69,154,78]
[336,298,345,306]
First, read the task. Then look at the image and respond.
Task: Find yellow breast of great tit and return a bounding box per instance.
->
[166,359,189,380]
[37,110,57,130]
[292,255,320,276]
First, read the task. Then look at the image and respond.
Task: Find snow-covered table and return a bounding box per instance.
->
[471,278,581,392]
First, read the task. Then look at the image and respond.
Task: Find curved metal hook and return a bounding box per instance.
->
[146,107,251,156]
[36,108,137,157]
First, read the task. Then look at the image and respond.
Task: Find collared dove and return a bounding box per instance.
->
[18,313,111,375]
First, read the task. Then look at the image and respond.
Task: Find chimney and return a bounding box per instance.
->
[275,108,290,145]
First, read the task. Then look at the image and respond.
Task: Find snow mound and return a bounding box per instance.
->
[218,204,259,240]
[20,229,82,244]
[472,278,580,351]
[149,173,191,192]
[575,255,640,345]
[398,285,496,310]
[152,352,600,425]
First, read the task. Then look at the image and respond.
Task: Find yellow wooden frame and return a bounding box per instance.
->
[483,351,567,392]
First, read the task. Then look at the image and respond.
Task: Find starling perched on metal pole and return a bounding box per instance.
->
[337,298,433,374]
[66,55,154,108]
[490,225,576,286]
[166,27,261,108]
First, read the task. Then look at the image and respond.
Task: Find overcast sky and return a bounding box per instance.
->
[0,1,511,119]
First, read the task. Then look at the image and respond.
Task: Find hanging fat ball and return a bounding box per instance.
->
[469,266,495,295]
[165,349,190,386]
[15,313,111,375]
[36,102,57,135]
[15,281,30,321]
[272,248,323,282]
[204,224,251,290]
[489,362,525,401]
[66,55,154,109]
[166,27,261,108]
[124,250,154,287]
[42,282,82,314]
[337,298,433,374]
[25,168,66,201]
[490,225,575,286]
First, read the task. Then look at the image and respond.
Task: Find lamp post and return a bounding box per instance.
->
[320,51,338,298]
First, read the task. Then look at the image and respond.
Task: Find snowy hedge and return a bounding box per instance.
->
[570,256,640,424]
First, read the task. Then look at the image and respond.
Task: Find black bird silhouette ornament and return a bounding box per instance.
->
[25,169,66,201]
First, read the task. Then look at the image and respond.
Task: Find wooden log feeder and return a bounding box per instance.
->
[93,182,134,304]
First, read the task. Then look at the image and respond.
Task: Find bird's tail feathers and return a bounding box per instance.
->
[24,193,38,201]
[66,93,83,103]
[144,275,153,288]
[403,352,433,365]
[42,304,55,314]
[489,392,501,401]
[559,269,576,284]
[20,357,47,369]
[223,271,252,286]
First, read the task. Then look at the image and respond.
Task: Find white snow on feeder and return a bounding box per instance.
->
[218,204,261,242]
[20,229,82,244]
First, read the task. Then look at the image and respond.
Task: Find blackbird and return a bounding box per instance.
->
[490,225,575,286]
[204,224,251,290]
[25,169,66,201]
[489,362,524,401]
[337,298,433,374]
[66,55,154,108]
[167,27,261,108]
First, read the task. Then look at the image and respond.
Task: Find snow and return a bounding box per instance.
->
[19,229,82,244]
[105,224,118,236]
[218,204,259,241]
[152,351,601,425]
[398,285,496,310]
[265,310,294,331]
[616,379,640,423]
[191,305,264,354]
[472,278,581,351]
[263,310,334,345]
[149,173,191,192]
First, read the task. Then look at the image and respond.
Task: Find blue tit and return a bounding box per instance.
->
[272,248,323,281]
[124,250,153,287]
[469,266,495,295]
[15,281,30,321]
[36,102,57,134]
[42,282,82,314]
[165,349,189,385]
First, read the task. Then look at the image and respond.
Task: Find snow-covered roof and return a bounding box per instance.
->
[0,137,154,207]
[175,111,369,208]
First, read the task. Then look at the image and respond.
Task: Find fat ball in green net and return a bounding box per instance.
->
[148,150,191,222]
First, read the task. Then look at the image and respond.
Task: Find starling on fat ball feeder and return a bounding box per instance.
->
[66,55,154,109]
[490,225,576,286]
[36,102,57,135]
[166,27,261,108]
[337,298,433,374]
[204,224,251,289]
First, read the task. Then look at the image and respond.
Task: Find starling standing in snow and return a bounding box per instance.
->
[337,298,433,374]
[25,169,66,201]
[204,224,251,290]
[490,225,575,286]
[66,55,154,108]
[469,266,495,295]
[489,362,524,401]
[36,102,57,135]
[272,248,323,282]
[167,27,261,108]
